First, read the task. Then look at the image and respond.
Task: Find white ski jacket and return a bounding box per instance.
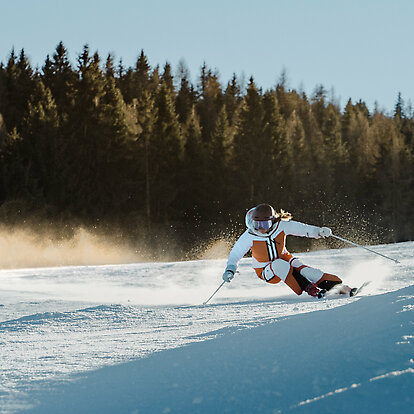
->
[227,217,322,272]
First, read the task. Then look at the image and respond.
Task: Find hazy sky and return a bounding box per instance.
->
[1,0,413,112]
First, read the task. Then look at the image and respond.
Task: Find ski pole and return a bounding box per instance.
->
[203,281,226,305]
[331,234,400,264]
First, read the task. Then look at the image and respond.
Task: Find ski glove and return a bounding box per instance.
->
[319,227,332,238]
[222,265,237,283]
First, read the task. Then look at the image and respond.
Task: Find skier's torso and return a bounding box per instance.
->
[227,220,321,269]
[250,224,291,266]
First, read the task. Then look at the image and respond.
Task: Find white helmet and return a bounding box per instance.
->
[245,204,277,235]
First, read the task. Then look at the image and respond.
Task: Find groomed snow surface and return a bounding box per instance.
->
[0,241,413,413]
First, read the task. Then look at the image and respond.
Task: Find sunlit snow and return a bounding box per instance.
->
[0,241,413,413]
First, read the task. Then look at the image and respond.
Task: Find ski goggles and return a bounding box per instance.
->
[253,219,273,231]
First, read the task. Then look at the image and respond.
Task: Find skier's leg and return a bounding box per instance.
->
[261,259,305,295]
[315,273,343,290]
[291,258,349,293]
[290,258,324,284]
[261,259,289,284]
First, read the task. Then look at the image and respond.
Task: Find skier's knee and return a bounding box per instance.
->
[262,259,290,283]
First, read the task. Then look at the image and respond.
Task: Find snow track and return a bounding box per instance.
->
[0,241,413,413]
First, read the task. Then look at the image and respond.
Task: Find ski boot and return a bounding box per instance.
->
[317,289,327,299]
[304,282,324,298]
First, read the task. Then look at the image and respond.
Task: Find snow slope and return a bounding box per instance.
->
[0,241,413,413]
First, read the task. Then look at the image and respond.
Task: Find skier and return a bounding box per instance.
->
[222,203,353,298]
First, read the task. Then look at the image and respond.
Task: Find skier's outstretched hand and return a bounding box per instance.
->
[319,227,332,238]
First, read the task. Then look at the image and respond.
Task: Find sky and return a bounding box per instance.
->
[1,0,413,113]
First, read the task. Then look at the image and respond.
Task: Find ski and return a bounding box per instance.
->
[317,281,370,299]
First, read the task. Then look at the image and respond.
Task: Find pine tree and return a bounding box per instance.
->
[150,80,183,221]
[276,85,303,120]
[311,84,328,130]
[341,98,354,143]
[117,50,152,104]
[180,107,207,217]
[134,50,152,99]
[262,91,291,204]
[224,74,242,127]
[394,92,405,119]
[0,79,60,205]
[161,62,175,95]
[293,95,326,207]
[285,109,306,206]
[133,90,158,230]
[370,114,410,241]
[175,63,196,125]
[94,75,131,213]
[20,80,60,199]
[196,64,223,143]
[62,45,107,214]
[208,105,233,213]
[344,106,375,206]
[105,53,116,79]
[210,105,232,166]
[233,77,266,203]
[41,42,76,120]
[0,128,26,203]
[0,49,36,133]
[321,103,349,205]
[118,66,135,104]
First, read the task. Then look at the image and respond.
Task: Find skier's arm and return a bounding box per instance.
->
[283,220,331,239]
[222,232,253,282]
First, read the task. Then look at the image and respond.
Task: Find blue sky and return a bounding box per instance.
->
[1,0,413,113]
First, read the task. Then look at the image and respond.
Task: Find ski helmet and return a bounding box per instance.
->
[246,203,277,234]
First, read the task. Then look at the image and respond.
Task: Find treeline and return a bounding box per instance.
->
[0,42,413,257]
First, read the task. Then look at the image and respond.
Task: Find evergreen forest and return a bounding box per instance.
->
[0,43,413,258]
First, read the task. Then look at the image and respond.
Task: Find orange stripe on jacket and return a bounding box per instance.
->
[252,240,270,262]
[251,232,289,262]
